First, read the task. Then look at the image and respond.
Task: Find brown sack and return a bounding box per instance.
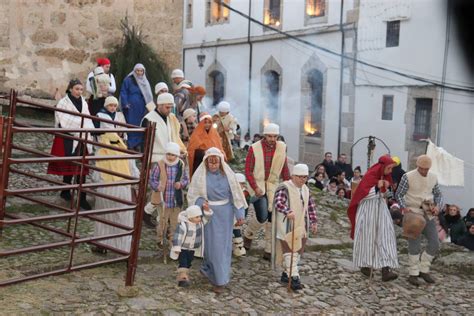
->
[285,227,305,252]
[402,211,426,240]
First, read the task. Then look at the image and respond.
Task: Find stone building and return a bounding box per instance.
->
[182,0,474,210]
[0,0,183,99]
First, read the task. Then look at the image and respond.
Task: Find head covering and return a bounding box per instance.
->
[217,101,231,113]
[171,69,184,79]
[292,164,309,176]
[263,123,280,135]
[165,142,180,156]
[187,120,225,178]
[127,63,153,104]
[199,112,212,121]
[96,58,111,66]
[235,173,246,184]
[192,85,206,95]
[187,147,248,211]
[183,108,196,121]
[94,67,104,76]
[392,156,401,166]
[157,93,175,105]
[154,82,169,95]
[177,80,192,90]
[104,96,118,107]
[185,205,202,218]
[347,155,396,239]
[416,155,432,169]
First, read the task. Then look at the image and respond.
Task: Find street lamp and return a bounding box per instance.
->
[197,53,206,69]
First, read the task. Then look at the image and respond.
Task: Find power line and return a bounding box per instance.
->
[220,1,474,93]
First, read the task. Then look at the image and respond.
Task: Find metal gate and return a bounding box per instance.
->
[0,90,154,287]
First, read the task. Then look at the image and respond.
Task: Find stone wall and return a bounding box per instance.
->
[0,0,183,98]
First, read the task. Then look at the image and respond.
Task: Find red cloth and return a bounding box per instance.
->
[347,155,395,239]
[96,58,111,66]
[47,136,89,176]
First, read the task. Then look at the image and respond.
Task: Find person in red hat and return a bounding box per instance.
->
[86,57,116,96]
[348,155,399,282]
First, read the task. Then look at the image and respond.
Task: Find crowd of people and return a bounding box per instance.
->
[46,57,472,294]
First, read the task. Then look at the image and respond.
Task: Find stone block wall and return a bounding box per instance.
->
[0,0,183,98]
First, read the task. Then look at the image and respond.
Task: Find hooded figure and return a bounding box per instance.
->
[348,155,399,282]
[187,147,247,293]
[187,113,225,178]
[119,63,153,150]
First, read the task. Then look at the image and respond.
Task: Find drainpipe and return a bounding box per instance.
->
[437,0,451,146]
[247,0,253,134]
[337,0,345,157]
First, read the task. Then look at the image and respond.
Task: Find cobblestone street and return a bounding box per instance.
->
[1,111,473,314]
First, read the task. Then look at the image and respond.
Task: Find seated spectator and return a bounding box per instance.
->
[335,153,353,180]
[308,172,325,191]
[240,132,252,151]
[313,164,329,186]
[336,170,351,190]
[351,166,362,183]
[252,133,261,143]
[463,208,474,226]
[458,222,474,251]
[324,177,338,195]
[444,204,467,245]
[336,187,346,199]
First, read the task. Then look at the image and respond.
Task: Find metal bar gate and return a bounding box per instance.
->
[0,90,155,287]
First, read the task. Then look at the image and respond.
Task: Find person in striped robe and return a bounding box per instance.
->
[347,155,399,282]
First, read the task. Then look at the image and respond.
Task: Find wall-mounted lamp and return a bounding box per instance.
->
[197,53,206,69]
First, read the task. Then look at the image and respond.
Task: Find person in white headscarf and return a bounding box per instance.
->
[119,63,153,150]
[187,147,247,294]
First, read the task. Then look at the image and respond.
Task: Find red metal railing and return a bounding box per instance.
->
[0,90,155,287]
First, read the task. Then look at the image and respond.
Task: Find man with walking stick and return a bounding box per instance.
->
[272,164,318,291]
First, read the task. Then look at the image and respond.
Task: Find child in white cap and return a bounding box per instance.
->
[232,173,251,257]
[171,204,213,287]
[147,142,189,256]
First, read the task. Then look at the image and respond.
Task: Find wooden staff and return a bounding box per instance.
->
[288,218,295,292]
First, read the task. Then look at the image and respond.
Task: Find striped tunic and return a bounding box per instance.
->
[353,187,399,269]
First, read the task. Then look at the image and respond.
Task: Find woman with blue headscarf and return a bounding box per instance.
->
[119,63,153,151]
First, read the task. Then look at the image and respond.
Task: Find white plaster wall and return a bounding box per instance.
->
[352,87,409,172]
[183,44,251,132]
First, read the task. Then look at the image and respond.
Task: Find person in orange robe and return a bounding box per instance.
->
[187,113,225,178]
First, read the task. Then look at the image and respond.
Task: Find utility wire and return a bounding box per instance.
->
[220,1,474,93]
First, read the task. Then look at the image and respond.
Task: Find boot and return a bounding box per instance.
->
[290,277,303,291]
[243,236,252,250]
[212,285,225,294]
[381,267,398,282]
[232,237,246,257]
[143,202,158,228]
[280,271,289,284]
[60,190,71,201]
[262,252,271,261]
[79,193,92,210]
[177,268,190,287]
[360,267,371,277]
[408,275,422,286]
[419,272,435,284]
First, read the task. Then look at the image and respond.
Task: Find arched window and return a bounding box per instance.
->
[263,70,280,124]
[305,69,323,137]
[209,70,225,106]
